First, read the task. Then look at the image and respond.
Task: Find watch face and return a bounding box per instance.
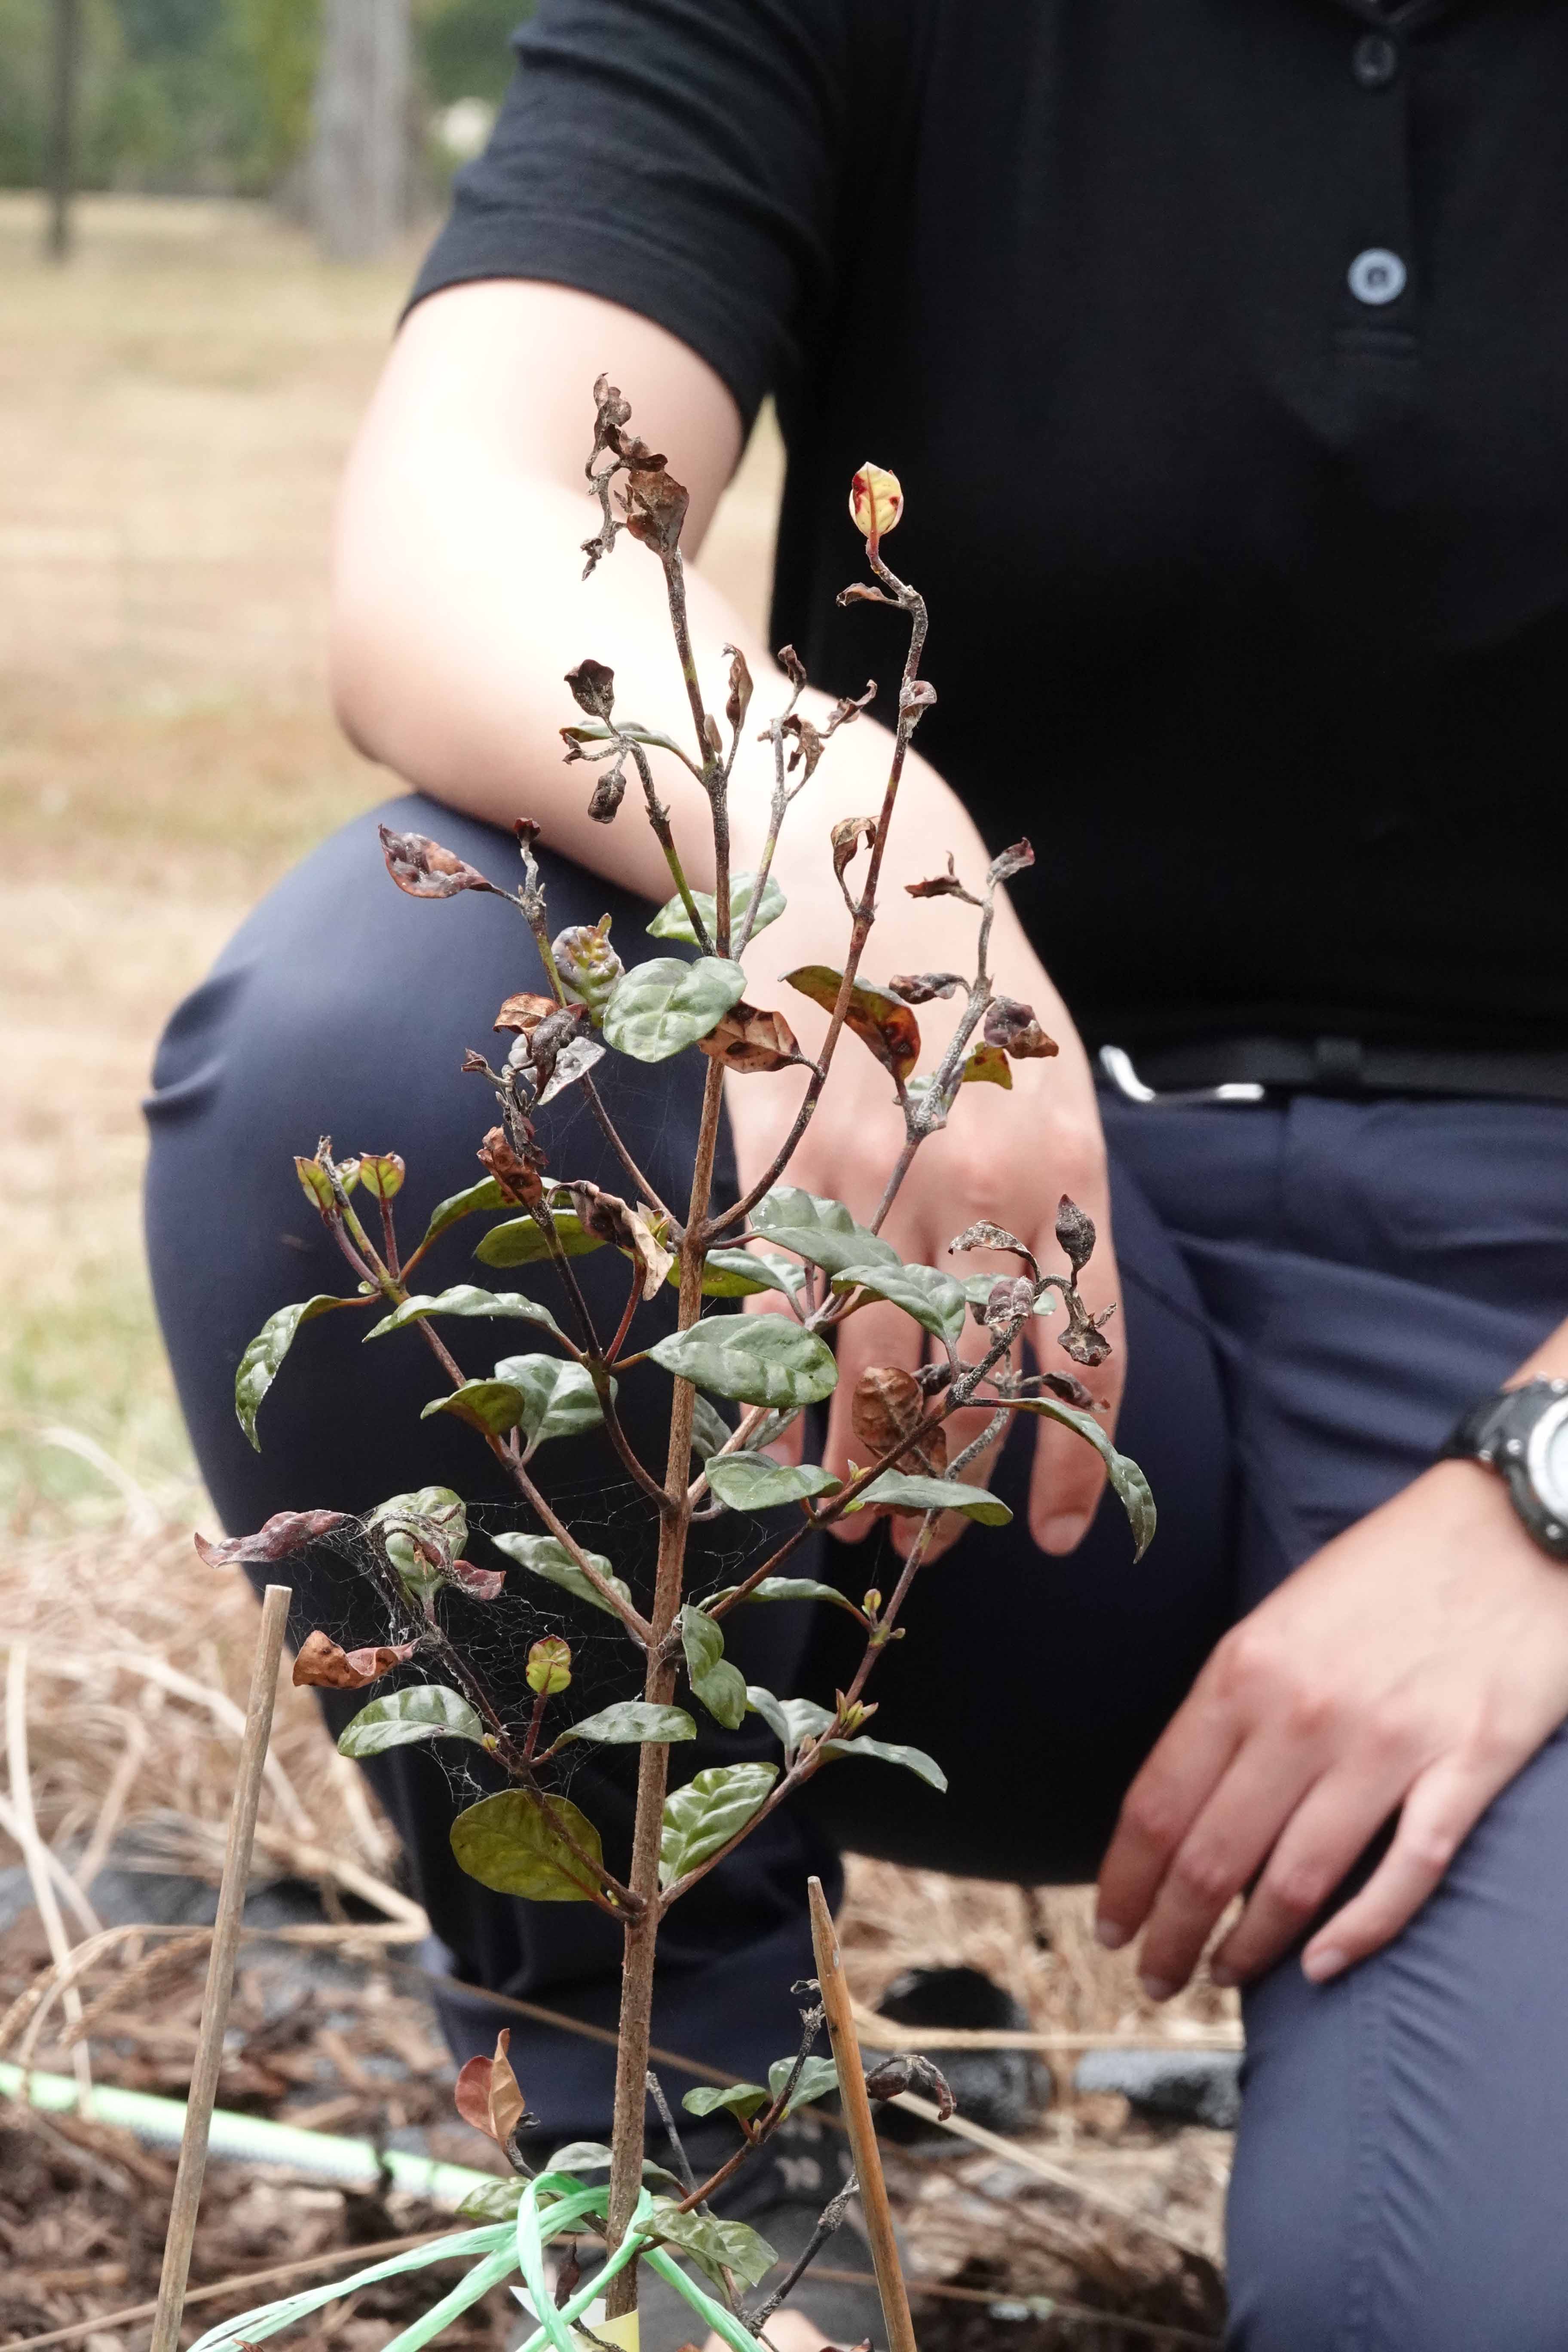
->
[1525,1396,1568,1520]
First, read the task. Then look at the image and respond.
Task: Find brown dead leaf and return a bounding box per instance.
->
[378,826,502,901]
[698,1002,804,1074]
[983,996,1058,1059]
[194,1510,347,1568]
[783,966,921,1083]
[493,992,557,1035]
[453,2028,529,2148]
[850,1367,947,1479]
[478,1126,544,1208]
[291,1632,418,1690]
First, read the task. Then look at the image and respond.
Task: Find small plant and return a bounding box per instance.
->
[193,389,1154,2352]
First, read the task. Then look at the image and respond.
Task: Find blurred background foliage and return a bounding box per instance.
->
[0,0,529,195]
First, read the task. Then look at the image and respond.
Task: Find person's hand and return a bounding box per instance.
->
[1096,1454,1568,1991]
[722,856,1123,1560]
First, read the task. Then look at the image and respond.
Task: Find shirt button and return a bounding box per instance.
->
[1352,32,1399,88]
[1348,247,1407,305]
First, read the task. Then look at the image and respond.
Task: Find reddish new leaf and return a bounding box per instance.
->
[444,1557,506,1601]
[454,2028,529,2148]
[194,1510,347,1568]
[291,1632,418,1690]
[783,966,920,1083]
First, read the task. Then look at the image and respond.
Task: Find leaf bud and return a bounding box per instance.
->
[553,915,625,1022]
[862,1589,882,1619]
[526,1635,573,1695]
[359,1152,406,1201]
[294,1155,335,1211]
[848,462,903,542]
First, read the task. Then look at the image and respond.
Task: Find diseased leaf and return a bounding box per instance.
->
[984,996,1058,1059]
[602,955,748,1063]
[649,1316,837,1407]
[291,1632,416,1690]
[783,965,920,1082]
[961,1043,1013,1088]
[195,1507,348,1568]
[450,1788,606,1901]
[640,2200,777,2292]
[647,871,787,946]
[888,971,964,1005]
[549,1182,673,1299]
[830,816,876,894]
[710,1575,865,1618]
[767,2053,840,2115]
[746,1686,835,1759]
[821,1734,948,1792]
[445,1556,505,1601]
[679,1605,748,1730]
[475,1123,544,1207]
[491,1532,633,1619]
[949,1220,1038,1272]
[845,1471,1012,1525]
[365,1286,563,1341]
[1008,1396,1157,1559]
[420,1379,527,1438]
[750,1187,900,1277]
[555,1701,696,1748]
[659,1762,779,1887]
[493,991,557,1036]
[379,826,503,900]
[493,1354,609,1451]
[705,1456,840,1511]
[987,837,1035,887]
[1055,1195,1097,1274]
[830,1260,967,1347]
[475,1210,606,1268]
[698,1003,804,1074]
[337,1685,487,1758]
[234,1297,352,1448]
[850,1365,947,1477]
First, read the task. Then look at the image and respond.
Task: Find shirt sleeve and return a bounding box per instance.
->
[407,0,856,432]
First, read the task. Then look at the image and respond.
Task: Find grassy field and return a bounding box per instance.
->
[0,191,780,1534]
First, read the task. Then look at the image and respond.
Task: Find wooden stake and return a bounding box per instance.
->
[149,1584,292,2352]
[806,1875,918,2352]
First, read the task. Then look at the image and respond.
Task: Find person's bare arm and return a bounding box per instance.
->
[331,278,1122,1548]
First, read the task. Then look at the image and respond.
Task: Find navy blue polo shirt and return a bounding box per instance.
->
[412,0,1568,1054]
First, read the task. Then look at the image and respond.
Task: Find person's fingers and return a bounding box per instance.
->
[1206,1760,1407,1987]
[1129,1737,1319,1996]
[1299,1752,1505,1985]
[1095,1672,1245,1952]
[822,1290,925,1545]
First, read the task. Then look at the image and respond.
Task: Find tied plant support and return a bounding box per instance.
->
[196,393,1156,2348]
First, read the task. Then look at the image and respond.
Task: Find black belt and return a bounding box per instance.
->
[1099,1036,1568,1107]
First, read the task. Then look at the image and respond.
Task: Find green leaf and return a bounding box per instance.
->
[704,1455,841,1512]
[689,1393,734,1463]
[821,1734,948,1792]
[474,1210,606,1269]
[767,2053,840,2115]
[412,1176,511,1256]
[555,1701,696,1748]
[681,2081,770,2122]
[845,1471,1013,1525]
[687,1247,809,1302]
[491,1532,633,1619]
[235,1295,350,1448]
[420,1379,527,1437]
[449,1787,606,1902]
[746,1686,835,1759]
[337,1685,486,1758]
[1009,1397,1158,1560]
[545,2142,683,2187]
[750,1187,901,1277]
[493,1354,609,1450]
[647,869,787,946]
[710,1575,866,1618]
[830,1259,967,1346]
[679,1606,749,1730]
[454,2178,524,2221]
[602,955,748,1063]
[640,2199,778,2292]
[659,1761,779,1887]
[365,1285,563,1341]
[649,1316,837,1407]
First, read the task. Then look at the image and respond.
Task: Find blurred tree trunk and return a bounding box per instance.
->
[308,0,412,262]
[45,0,82,262]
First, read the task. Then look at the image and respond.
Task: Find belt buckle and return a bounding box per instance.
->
[1098,1044,1266,1108]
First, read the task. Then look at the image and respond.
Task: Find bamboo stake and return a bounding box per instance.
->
[148,1583,291,2352]
[807,1874,918,2352]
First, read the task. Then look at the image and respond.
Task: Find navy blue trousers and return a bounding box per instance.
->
[146,796,1568,2349]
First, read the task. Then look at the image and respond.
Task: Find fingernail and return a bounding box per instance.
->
[1094,1916,1130,1951]
[1041,1514,1087,1555]
[1209,1961,1239,1989]
[1302,1945,1346,1984]
[1139,1974,1176,2003]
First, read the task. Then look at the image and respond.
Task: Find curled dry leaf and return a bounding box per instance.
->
[194,1509,348,1568]
[623,466,690,556]
[984,997,1059,1059]
[863,2052,956,2121]
[780,713,824,780]
[453,2028,531,2150]
[900,677,938,718]
[1039,1369,1096,1409]
[948,1219,1038,1275]
[776,642,808,690]
[724,644,753,732]
[1055,1194,1097,1274]
[981,1274,1037,1332]
[587,766,627,824]
[824,678,878,736]
[291,1631,418,1690]
[850,1366,948,1479]
[493,992,557,1037]
[698,1002,805,1074]
[477,1126,545,1209]
[564,658,615,720]
[888,971,964,1005]
[783,966,921,1083]
[986,838,1035,888]
[378,826,501,901]
[446,1556,507,1601]
[904,854,978,905]
[831,816,877,894]
[553,1181,674,1300]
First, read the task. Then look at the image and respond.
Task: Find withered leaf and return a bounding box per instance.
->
[984,997,1058,1059]
[863,2052,955,2121]
[899,677,938,718]
[783,966,920,1083]
[831,816,877,895]
[564,658,615,720]
[986,838,1035,888]
[724,645,753,732]
[378,827,501,901]
[981,1274,1037,1332]
[553,1182,674,1300]
[887,971,964,1005]
[493,992,557,1036]
[698,1002,804,1074]
[904,854,978,905]
[623,466,690,556]
[850,1366,947,1479]
[776,643,808,689]
[824,679,878,736]
[1040,1369,1095,1409]
[478,1126,544,1208]
[1055,1195,1096,1274]
[194,1510,347,1568]
[587,766,627,823]
[454,2028,531,2148]
[445,1556,506,1601]
[291,1631,418,1690]
[781,714,824,779]
[948,1220,1038,1275]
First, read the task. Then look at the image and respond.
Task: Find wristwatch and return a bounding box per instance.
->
[1439,1378,1568,1561]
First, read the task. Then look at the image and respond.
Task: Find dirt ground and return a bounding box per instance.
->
[0,193,1237,2350]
